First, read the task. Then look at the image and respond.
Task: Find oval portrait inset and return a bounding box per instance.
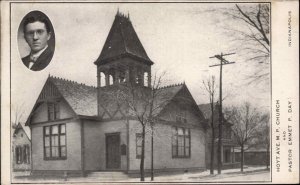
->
[18,11,55,71]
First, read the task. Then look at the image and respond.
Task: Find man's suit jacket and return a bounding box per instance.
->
[22,46,54,71]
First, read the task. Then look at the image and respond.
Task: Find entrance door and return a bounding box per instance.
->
[106,133,121,169]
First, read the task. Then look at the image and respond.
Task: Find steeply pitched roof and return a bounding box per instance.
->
[97,83,185,118]
[198,103,231,127]
[198,103,218,119]
[14,122,31,140]
[28,76,204,127]
[94,12,153,65]
[155,83,206,128]
[153,84,185,116]
[49,76,98,116]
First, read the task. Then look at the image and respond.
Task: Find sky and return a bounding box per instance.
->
[10,3,270,123]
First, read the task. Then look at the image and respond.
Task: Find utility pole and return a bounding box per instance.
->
[209,52,235,174]
[151,121,154,181]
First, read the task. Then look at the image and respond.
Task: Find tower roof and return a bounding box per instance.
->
[95,12,153,66]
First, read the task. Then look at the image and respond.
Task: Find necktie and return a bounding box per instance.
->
[29,55,37,69]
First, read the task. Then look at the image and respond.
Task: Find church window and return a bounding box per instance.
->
[100,72,105,87]
[119,71,126,83]
[136,133,142,158]
[44,124,66,160]
[135,70,143,85]
[144,72,148,86]
[172,127,190,158]
[109,75,113,85]
[48,102,60,121]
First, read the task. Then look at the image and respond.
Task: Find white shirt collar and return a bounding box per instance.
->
[30,45,48,60]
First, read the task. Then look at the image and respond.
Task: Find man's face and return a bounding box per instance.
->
[24,21,50,53]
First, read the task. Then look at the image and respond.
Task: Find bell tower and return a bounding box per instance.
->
[94,11,153,88]
[94,11,154,117]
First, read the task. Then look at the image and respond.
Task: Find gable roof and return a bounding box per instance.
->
[198,103,232,128]
[26,76,98,126]
[198,103,218,119]
[94,12,153,66]
[48,76,98,116]
[26,75,205,128]
[155,83,206,121]
[97,83,185,119]
[153,84,184,115]
[13,122,31,140]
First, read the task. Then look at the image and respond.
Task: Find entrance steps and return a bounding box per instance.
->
[86,171,129,181]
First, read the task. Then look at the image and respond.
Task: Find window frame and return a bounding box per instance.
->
[43,123,67,160]
[172,126,191,158]
[15,146,23,164]
[47,102,60,121]
[23,144,30,164]
[175,111,187,123]
[136,133,142,159]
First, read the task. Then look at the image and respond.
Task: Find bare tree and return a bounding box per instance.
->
[12,103,25,128]
[224,3,270,84]
[224,102,261,172]
[202,76,217,174]
[253,113,270,169]
[115,72,169,181]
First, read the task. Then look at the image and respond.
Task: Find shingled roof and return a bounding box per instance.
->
[153,83,186,115]
[198,103,218,120]
[49,76,98,116]
[94,12,153,65]
[198,103,231,128]
[47,77,185,118]
[28,76,205,126]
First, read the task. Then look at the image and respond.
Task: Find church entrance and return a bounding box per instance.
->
[106,133,121,170]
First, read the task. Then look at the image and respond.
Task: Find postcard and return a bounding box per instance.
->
[1,0,299,184]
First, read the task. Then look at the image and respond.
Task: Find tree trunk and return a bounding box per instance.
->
[140,125,145,181]
[241,144,244,172]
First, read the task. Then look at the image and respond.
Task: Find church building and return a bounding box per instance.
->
[25,12,207,176]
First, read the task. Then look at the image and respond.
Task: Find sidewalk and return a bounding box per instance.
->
[122,166,270,182]
[12,166,270,183]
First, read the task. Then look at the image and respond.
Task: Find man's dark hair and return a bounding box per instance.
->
[23,13,51,34]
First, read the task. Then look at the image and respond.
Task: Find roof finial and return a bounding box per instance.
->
[117,8,120,16]
[128,12,130,19]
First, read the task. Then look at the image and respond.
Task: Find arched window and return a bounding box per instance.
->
[144,72,148,86]
[109,75,113,85]
[100,72,105,87]
[119,71,126,83]
[136,70,143,85]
